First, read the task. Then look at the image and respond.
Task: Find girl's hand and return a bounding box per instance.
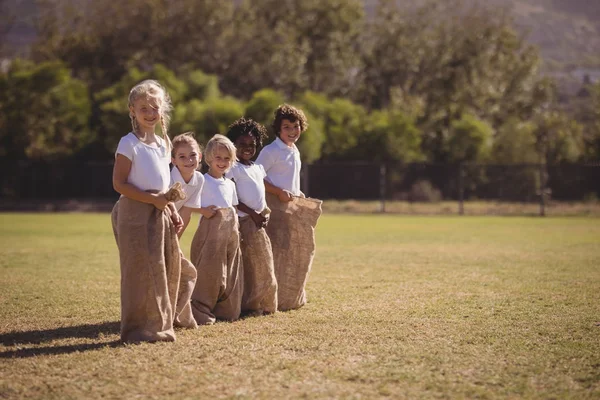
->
[152,193,169,210]
[168,205,184,234]
[201,205,218,219]
[250,212,267,229]
[277,189,293,203]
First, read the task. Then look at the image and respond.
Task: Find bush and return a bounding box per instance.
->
[408,180,442,203]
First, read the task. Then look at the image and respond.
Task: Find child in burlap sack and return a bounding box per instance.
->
[169,132,220,329]
[226,118,277,316]
[112,80,198,343]
[190,134,244,325]
[170,132,218,235]
[256,104,322,311]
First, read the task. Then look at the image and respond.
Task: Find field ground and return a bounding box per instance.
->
[0,213,599,399]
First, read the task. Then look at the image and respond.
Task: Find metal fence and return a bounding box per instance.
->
[1,161,599,213]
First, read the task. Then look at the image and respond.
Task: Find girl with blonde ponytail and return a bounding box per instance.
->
[111,80,198,342]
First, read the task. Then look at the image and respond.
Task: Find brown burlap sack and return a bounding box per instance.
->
[111,185,197,342]
[265,193,322,311]
[238,215,277,314]
[190,207,243,325]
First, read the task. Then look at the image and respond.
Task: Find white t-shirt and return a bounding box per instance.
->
[170,168,203,211]
[201,173,239,210]
[115,132,170,192]
[256,137,301,196]
[225,161,267,217]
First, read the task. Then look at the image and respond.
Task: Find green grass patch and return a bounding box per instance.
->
[1,213,599,399]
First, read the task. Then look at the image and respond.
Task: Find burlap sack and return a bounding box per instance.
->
[238,215,277,314]
[111,185,197,342]
[265,193,322,311]
[190,207,243,325]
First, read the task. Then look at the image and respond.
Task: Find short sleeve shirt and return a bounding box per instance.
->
[201,173,239,209]
[256,137,301,196]
[170,168,204,211]
[115,132,170,192]
[225,161,267,217]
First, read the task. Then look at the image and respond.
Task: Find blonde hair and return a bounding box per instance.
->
[204,134,236,173]
[171,132,202,158]
[128,79,173,152]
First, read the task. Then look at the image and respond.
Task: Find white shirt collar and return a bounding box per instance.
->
[274,137,297,152]
[204,172,227,184]
[171,167,198,186]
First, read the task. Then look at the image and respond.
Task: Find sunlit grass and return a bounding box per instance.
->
[1,213,599,399]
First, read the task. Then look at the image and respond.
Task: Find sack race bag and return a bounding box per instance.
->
[111,184,197,342]
[265,193,322,311]
[238,214,277,315]
[190,207,243,325]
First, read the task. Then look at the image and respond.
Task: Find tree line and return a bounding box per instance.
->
[0,0,598,166]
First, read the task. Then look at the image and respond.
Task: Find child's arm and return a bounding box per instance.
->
[237,201,267,228]
[166,203,184,234]
[113,154,169,209]
[177,206,193,237]
[264,180,293,203]
[185,206,218,219]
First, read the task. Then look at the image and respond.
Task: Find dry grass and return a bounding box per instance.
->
[323,199,600,216]
[1,213,599,399]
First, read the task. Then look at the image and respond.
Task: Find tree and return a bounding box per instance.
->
[446,114,493,164]
[0,59,91,160]
[297,92,367,159]
[357,109,423,163]
[533,111,584,165]
[245,89,286,131]
[31,0,233,91]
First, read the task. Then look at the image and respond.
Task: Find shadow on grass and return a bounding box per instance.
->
[0,321,122,358]
[0,340,122,359]
[0,321,120,346]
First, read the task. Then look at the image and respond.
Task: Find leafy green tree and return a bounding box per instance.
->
[491,119,538,164]
[533,111,584,164]
[294,109,325,164]
[297,92,367,159]
[185,97,246,144]
[245,89,286,130]
[447,114,494,164]
[32,0,233,91]
[222,0,364,99]
[356,109,423,163]
[0,59,91,160]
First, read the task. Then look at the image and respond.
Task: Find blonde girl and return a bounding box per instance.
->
[112,79,197,342]
[170,132,218,237]
[190,134,244,325]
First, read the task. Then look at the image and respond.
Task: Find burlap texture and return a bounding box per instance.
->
[190,207,243,325]
[238,215,277,314]
[111,184,197,342]
[265,193,322,311]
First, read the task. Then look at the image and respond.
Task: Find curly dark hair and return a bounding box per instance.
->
[272,104,308,137]
[226,117,268,149]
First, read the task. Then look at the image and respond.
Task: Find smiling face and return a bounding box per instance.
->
[129,96,160,133]
[207,144,233,178]
[172,143,200,182]
[279,118,302,147]
[235,133,257,165]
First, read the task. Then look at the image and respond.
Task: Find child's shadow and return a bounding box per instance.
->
[0,321,122,359]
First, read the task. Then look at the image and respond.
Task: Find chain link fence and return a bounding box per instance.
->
[1,161,599,214]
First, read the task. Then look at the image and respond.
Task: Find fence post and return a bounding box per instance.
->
[458,163,464,215]
[539,163,546,217]
[379,164,386,213]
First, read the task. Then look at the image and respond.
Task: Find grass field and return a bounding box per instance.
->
[0,213,599,399]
